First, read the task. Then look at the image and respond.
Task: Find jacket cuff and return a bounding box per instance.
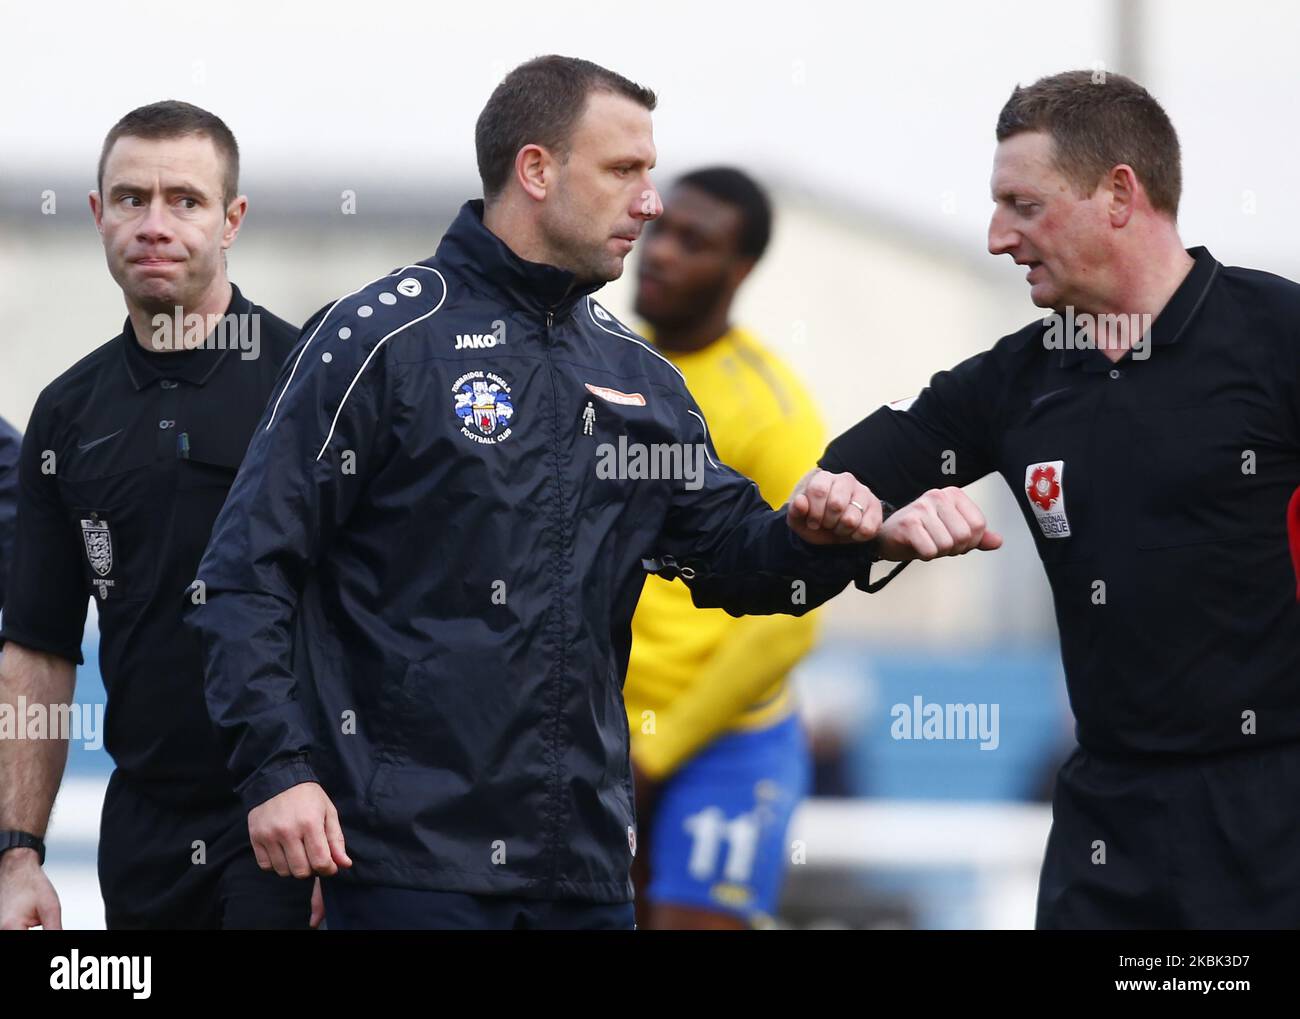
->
[789,529,881,571]
[238,755,319,812]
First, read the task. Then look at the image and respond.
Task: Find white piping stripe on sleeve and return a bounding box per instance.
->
[266,265,438,431]
[267,267,401,430]
[314,267,448,461]
[585,296,719,470]
[685,409,720,469]
[586,296,686,383]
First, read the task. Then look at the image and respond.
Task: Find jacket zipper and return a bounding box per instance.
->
[541,305,569,889]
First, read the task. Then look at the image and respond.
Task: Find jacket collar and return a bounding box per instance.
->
[433,199,606,319]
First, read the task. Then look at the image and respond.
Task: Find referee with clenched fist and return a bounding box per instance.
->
[797,70,1300,929]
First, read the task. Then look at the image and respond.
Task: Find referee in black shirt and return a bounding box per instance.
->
[792,70,1300,928]
[0,102,309,929]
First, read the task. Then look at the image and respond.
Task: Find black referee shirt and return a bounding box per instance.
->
[0,285,299,804]
[822,247,1300,757]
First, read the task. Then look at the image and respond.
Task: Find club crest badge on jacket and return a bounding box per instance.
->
[453,370,515,444]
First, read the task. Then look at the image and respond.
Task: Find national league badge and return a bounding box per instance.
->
[1024,460,1071,539]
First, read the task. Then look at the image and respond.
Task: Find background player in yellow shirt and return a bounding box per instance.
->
[627,168,823,929]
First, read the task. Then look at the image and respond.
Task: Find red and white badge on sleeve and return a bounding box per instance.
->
[1025,460,1071,539]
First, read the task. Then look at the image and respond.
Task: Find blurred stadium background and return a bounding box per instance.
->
[3,0,1299,928]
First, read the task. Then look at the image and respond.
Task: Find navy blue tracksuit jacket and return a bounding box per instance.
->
[186,199,875,902]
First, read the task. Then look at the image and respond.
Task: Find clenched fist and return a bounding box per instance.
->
[787,469,883,544]
[876,487,1003,561]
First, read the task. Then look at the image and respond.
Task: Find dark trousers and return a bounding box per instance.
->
[98,769,313,930]
[1036,740,1300,929]
[321,878,635,930]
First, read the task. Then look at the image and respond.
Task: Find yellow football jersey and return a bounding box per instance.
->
[625,325,825,780]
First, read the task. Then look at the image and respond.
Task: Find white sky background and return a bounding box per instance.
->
[2,0,1299,277]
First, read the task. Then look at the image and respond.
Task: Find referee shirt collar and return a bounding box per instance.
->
[121,284,251,390]
[1058,246,1220,372]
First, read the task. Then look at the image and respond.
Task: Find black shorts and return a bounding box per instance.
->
[320,878,635,930]
[1036,740,1300,929]
[97,769,313,930]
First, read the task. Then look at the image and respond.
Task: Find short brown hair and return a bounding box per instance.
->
[475,55,657,202]
[98,100,240,206]
[996,70,1182,217]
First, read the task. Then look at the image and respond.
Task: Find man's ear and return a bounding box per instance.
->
[1107,164,1138,228]
[88,190,104,234]
[223,194,249,249]
[514,144,551,202]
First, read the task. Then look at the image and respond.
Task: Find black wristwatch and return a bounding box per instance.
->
[0,831,46,865]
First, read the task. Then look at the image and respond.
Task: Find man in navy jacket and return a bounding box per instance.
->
[186,55,996,930]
